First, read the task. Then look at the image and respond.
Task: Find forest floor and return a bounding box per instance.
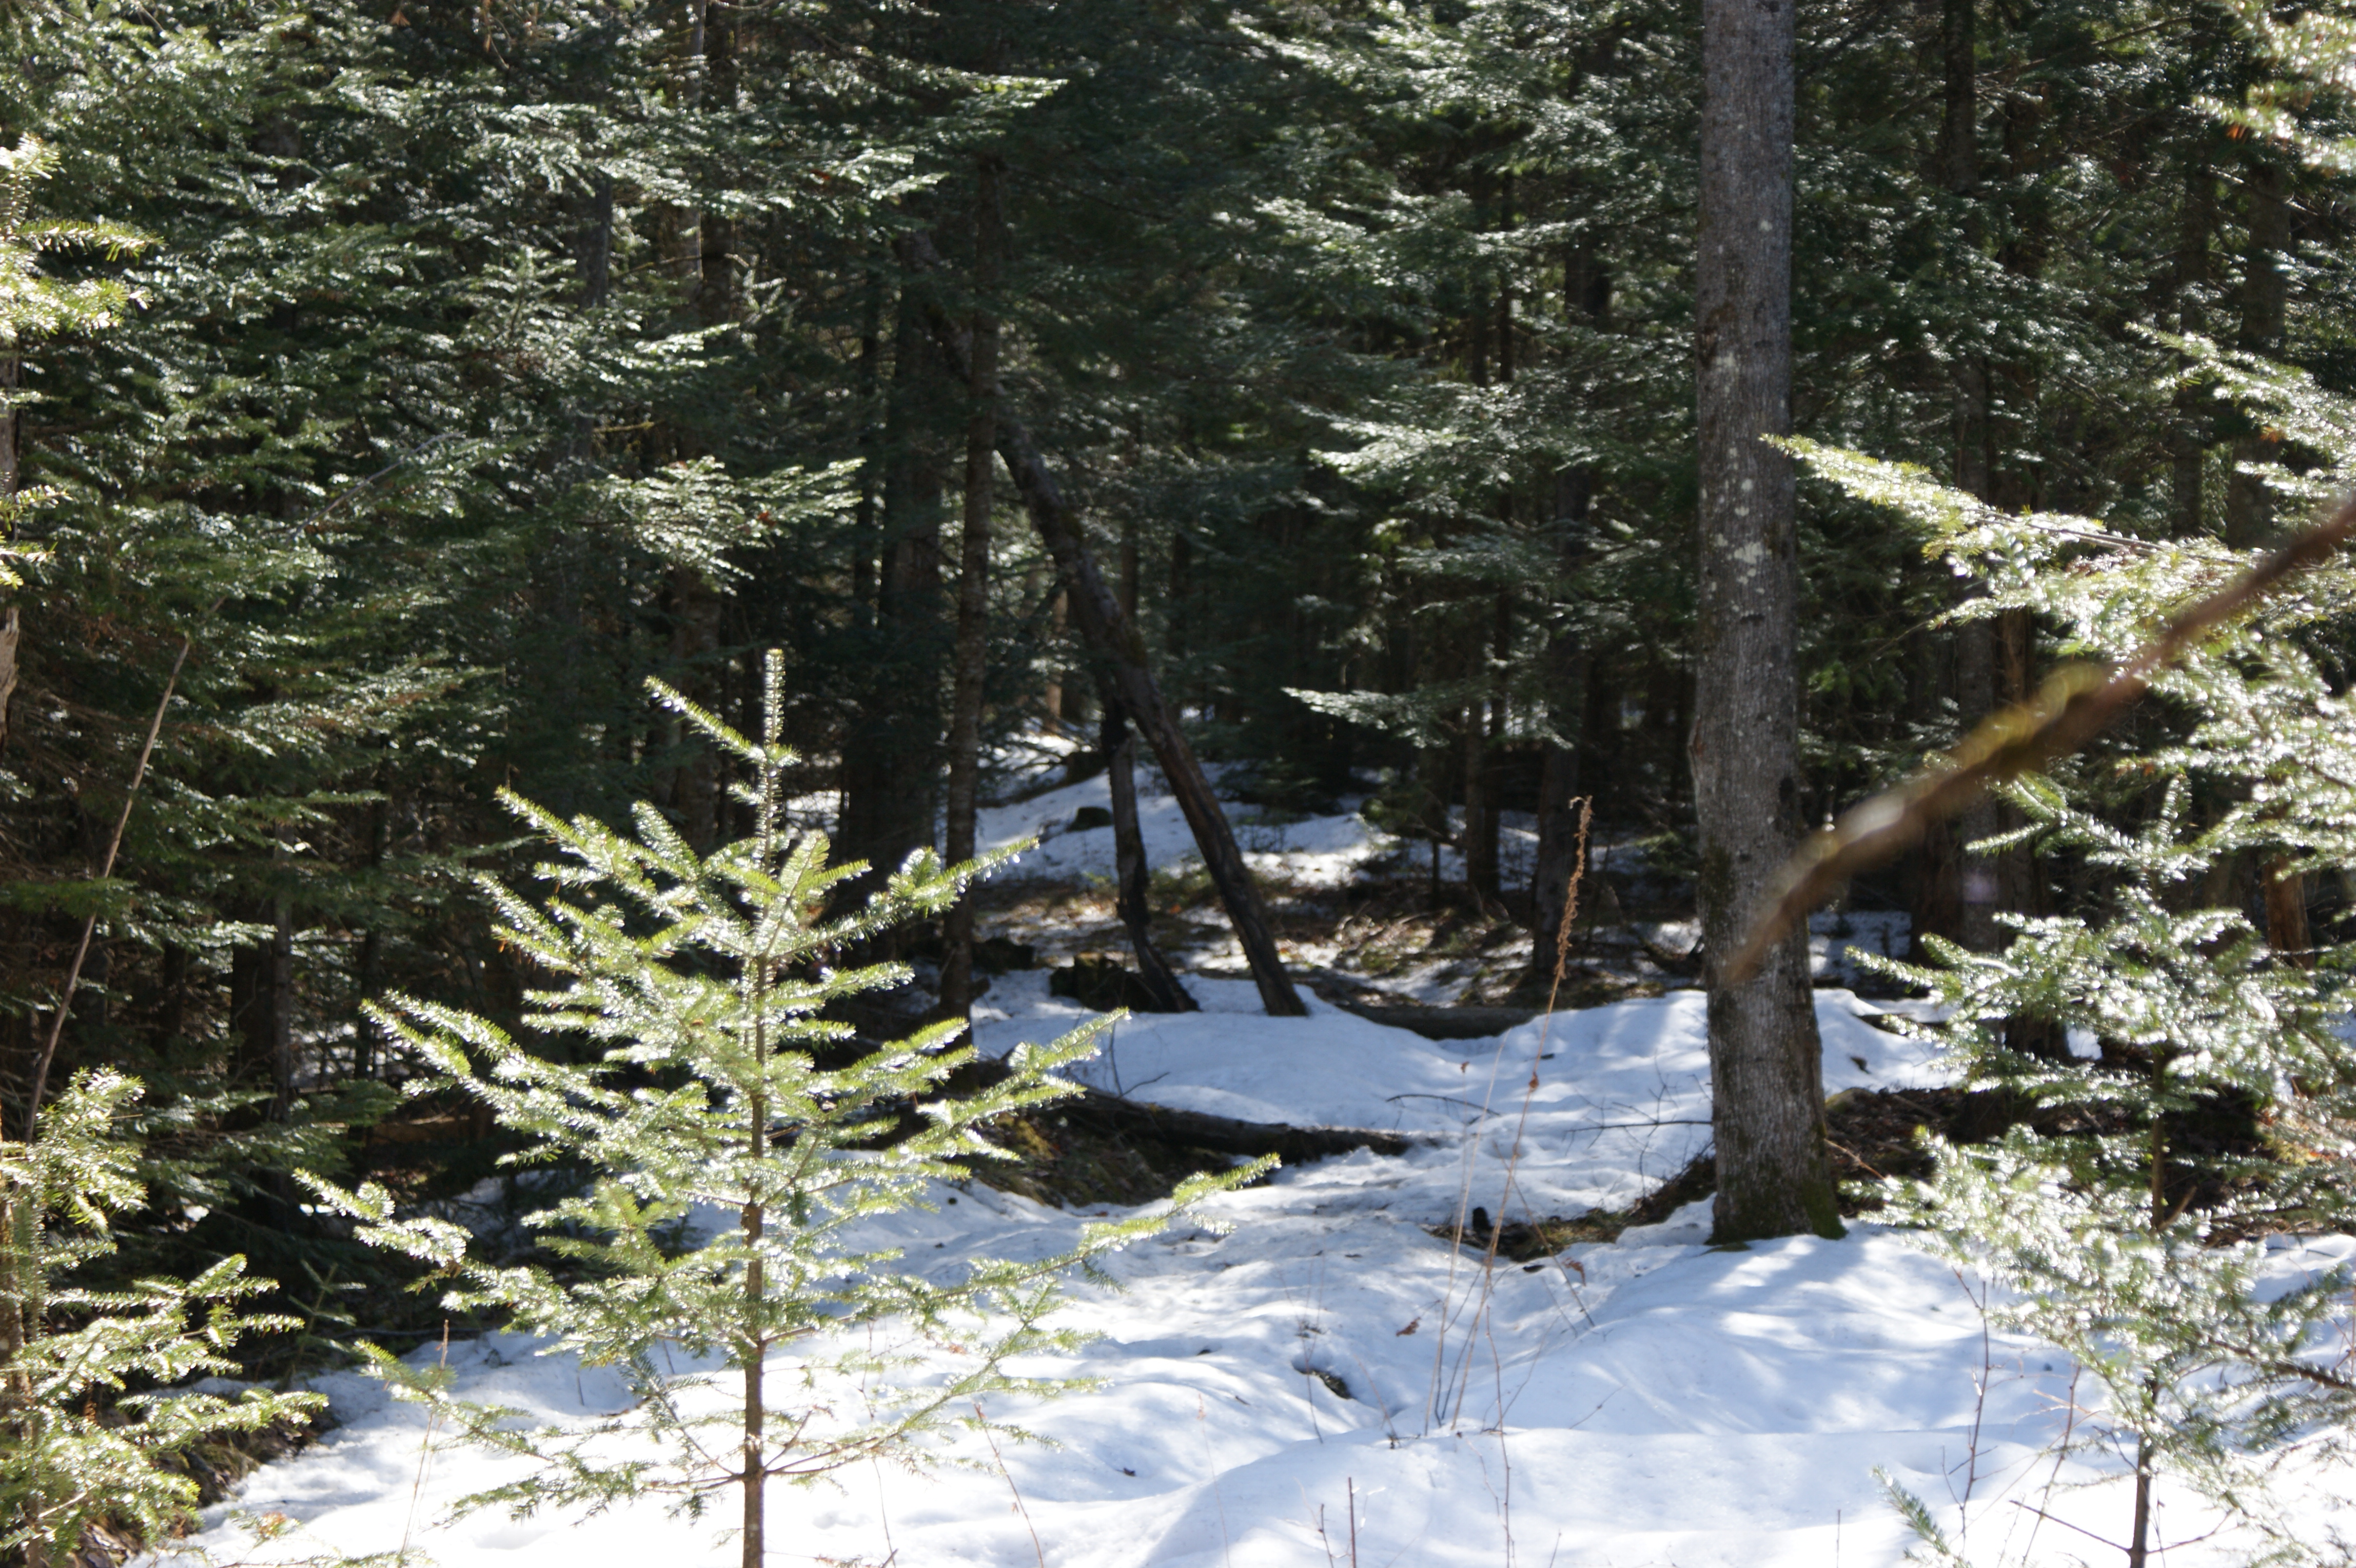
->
[158,764,2356,1567]
[957,752,1912,1010]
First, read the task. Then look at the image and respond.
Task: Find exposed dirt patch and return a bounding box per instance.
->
[961,1102,1232,1210]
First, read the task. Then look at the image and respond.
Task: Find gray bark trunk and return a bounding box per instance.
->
[2225,158,2291,548]
[939,160,1002,1024]
[1693,0,1839,1243]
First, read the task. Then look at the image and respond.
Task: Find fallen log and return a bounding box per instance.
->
[955,1053,1415,1163]
[1054,1086,1416,1164]
[1332,1003,1540,1041]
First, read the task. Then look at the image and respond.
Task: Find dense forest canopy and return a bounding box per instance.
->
[13,0,2351,1090]
[10,0,2356,1559]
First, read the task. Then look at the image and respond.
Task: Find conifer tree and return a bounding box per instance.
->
[1793,345,2356,1560]
[2,1069,319,1565]
[320,654,1265,1564]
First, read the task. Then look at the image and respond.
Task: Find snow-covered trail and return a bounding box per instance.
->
[166,987,2353,1567]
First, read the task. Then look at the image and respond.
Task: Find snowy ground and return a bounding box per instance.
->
[162,977,2355,1568]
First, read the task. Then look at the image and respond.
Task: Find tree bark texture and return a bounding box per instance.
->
[1693,0,1839,1243]
[939,160,1002,1025]
[1102,699,1195,1012]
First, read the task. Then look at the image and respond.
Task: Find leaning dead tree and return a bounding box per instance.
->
[903,235,1305,1016]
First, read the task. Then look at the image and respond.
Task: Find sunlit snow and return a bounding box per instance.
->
[163,985,2356,1567]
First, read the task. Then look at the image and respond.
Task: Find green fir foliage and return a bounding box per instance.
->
[1797,347,2356,1560]
[1,1070,320,1561]
[312,657,1268,1532]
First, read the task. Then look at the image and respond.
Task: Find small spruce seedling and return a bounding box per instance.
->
[320,654,1265,1565]
[2,1070,320,1565]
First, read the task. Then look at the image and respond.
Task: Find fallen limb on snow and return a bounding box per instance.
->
[1055,1088,1420,1164]
[1329,1003,1539,1041]
[958,1054,1420,1164]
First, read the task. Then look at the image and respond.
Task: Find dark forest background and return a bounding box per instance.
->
[5,0,2354,1341]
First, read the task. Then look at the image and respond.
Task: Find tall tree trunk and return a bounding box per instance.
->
[837,283,947,909]
[940,160,1002,1025]
[1101,695,1194,1012]
[1524,242,1609,991]
[0,352,16,496]
[852,270,883,630]
[2265,855,2312,968]
[2225,158,2291,548]
[1523,467,1593,995]
[1940,0,2003,953]
[670,566,721,851]
[1693,0,1838,1242]
[231,894,296,1118]
[1042,586,1067,726]
[2172,149,2215,537]
[2,354,19,763]
[1463,642,1498,905]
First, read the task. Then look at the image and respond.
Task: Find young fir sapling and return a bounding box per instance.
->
[2,1070,322,1565]
[1790,361,2356,1563]
[318,654,1265,1565]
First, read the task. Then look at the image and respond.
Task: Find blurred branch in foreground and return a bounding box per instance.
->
[1727,493,2356,984]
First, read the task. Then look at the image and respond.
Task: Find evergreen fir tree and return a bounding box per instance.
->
[1792,340,2356,1559]
[317,654,1266,1563]
[1,1068,320,1564]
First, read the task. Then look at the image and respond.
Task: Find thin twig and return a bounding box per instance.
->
[1435,801,1592,1455]
[398,1322,452,1567]
[24,627,195,1139]
[298,432,457,533]
[973,1399,1046,1568]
